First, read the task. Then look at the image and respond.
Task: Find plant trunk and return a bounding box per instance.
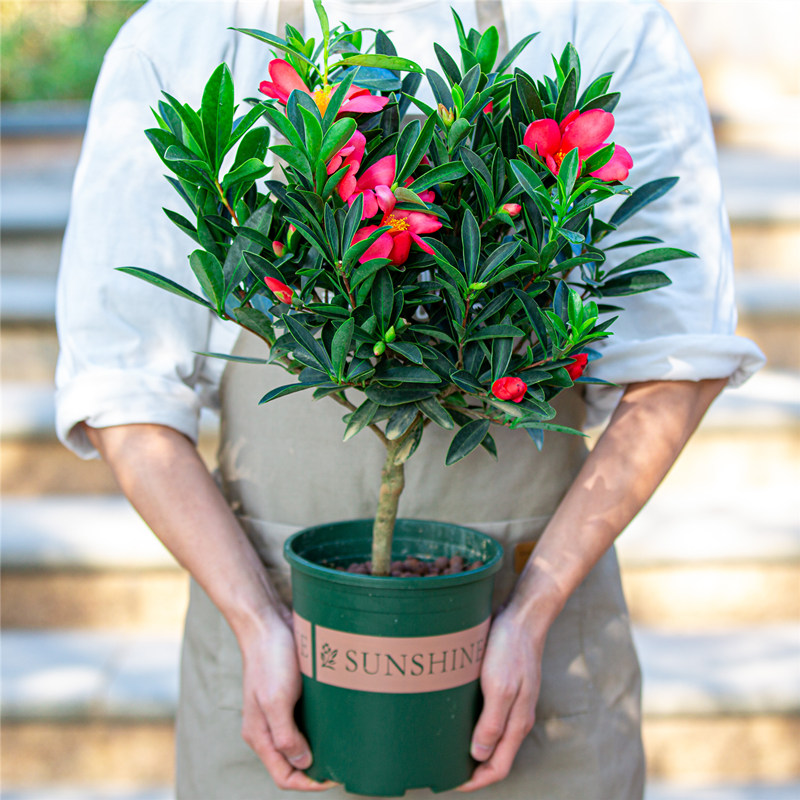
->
[372,437,405,575]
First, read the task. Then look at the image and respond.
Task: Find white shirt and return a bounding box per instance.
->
[55,0,765,458]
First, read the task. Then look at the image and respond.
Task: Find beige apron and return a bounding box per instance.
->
[175,329,645,799]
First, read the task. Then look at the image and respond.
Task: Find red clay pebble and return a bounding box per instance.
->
[434,556,450,570]
[342,556,484,576]
[467,560,483,571]
[449,555,465,572]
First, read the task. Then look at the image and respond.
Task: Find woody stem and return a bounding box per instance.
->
[371,437,406,576]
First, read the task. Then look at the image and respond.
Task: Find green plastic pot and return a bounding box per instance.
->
[284,518,503,797]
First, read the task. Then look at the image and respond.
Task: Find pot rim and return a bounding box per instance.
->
[284,517,504,590]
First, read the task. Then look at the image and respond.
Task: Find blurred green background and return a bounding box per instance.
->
[1,0,144,102]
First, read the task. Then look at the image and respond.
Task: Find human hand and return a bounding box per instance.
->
[239,606,337,791]
[457,607,545,792]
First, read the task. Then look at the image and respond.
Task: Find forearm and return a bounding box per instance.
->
[507,377,727,632]
[83,422,287,639]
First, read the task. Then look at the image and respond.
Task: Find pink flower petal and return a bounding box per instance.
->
[258,81,286,102]
[561,109,615,156]
[341,95,389,114]
[267,59,309,99]
[336,169,358,202]
[590,144,633,181]
[559,109,580,134]
[389,231,412,265]
[351,225,377,245]
[356,155,397,191]
[359,232,394,263]
[401,211,442,235]
[361,189,379,219]
[522,119,561,158]
[375,184,396,215]
[409,232,434,255]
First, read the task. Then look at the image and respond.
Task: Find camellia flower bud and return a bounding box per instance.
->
[384,325,396,343]
[491,376,528,404]
[565,353,588,380]
[468,281,488,292]
[264,276,294,305]
[373,340,386,356]
[437,103,455,128]
[272,241,286,257]
[500,203,522,217]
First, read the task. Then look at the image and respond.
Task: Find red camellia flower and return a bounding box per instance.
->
[491,376,528,403]
[259,59,389,116]
[264,276,294,305]
[523,109,633,182]
[500,203,522,217]
[351,204,442,266]
[565,353,588,380]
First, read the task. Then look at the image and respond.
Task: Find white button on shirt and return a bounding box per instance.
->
[55,0,765,459]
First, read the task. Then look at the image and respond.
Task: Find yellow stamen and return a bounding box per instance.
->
[387,214,410,232]
[312,85,333,115]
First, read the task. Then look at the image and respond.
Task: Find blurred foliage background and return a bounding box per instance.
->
[0,0,145,102]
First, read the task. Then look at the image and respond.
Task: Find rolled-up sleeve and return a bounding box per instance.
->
[55,43,222,458]
[565,3,765,416]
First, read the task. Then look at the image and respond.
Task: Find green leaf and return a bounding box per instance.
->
[557,148,580,201]
[600,270,672,296]
[376,365,439,384]
[194,351,267,364]
[510,159,546,201]
[495,32,538,75]
[385,405,420,440]
[416,397,454,429]
[609,177,680,227]
[262,103,305,151]
[283,314,334,374]
[409,161,468,192]
[371,269,394,334]
[259,381,323,404]
[116,267,214,310]
[201,64,234,171]
[343,399,379,441]
[445,418,491,465]
[434,43,461,85]
[447,117,471,151]
[333,54,423,73]
[475,27,499,73]
[321,71,357,130]
[396,114,437,186]
[298,104,323,160]
[319,117,357,162]
[365,385,437,406]
[461,207,481,283]
[393,418,423,464]
[227,105,269,155]
[554,68,577,122]
[387,341,424,364]
[465,324,525,342]
[190,250,225,309]
[450,369,484,393]
[233,28,318,69]
[606,247,696,277]
[233,306,275,342]
[312,0,329,37]
[331,317,354,380]
[221,157,270,192]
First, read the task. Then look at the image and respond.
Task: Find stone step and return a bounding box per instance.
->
[1,625,798,786]
[2,460,798,631]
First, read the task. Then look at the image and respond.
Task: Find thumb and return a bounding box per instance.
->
[267,701,313,769]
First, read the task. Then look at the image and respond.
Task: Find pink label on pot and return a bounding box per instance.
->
[293,612,313,678]
[296,616,491,694]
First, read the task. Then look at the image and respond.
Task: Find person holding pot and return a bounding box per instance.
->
[56,0,763,797]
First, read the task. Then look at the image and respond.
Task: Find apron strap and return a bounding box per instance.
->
[277,0,305,37]
[475,0,509,60]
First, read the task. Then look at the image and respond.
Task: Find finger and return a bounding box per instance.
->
[469,681,518,762]
[243,707,336,791]
[266,697,314,770]
[459,700,534,792]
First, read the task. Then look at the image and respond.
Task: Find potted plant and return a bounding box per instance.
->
[122,1,691,793]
